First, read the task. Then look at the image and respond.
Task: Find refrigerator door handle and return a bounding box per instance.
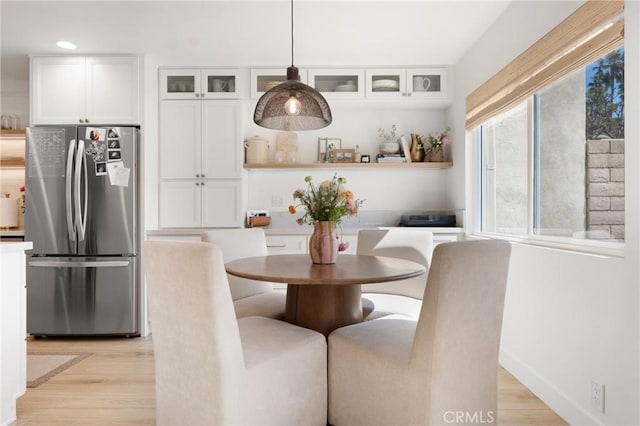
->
[74,139,88,241]
[66,139,77,241]
[29,260,131,268]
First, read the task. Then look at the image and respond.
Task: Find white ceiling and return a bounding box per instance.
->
[0,1,511,81]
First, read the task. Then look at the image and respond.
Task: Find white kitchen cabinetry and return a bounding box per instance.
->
[30,55,139,125]
[265,235,307,255]
[160,180,242,228]
[250,68,309,99]
[160,101,241,179]
[1,242,32,426]
[308,68,365,100]
[160,68,242,100]
[159,100,242,228]
[365,68,449,100]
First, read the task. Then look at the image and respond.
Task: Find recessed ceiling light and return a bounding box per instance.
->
[56,41,77,50]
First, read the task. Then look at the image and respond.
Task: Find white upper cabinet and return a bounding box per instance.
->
[250,68,308,99]
[30,55,140,125]
[365,68,450,100]
[160,100,201,179]
[160,101,241,180]
[307,68,365,100]
[160,68,242,100]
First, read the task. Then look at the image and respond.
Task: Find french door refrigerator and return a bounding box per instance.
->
[25,126,140,336]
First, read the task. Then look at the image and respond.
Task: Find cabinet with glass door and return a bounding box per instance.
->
[365,68,449,100]
[160,68,242,100]
[307,68,365,100]
[250,68,309,98]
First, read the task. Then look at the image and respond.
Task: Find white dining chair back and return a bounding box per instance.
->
[356,228,433,299]
[201,228,273,300]
[328,239,511,426]
[145,240,327,426]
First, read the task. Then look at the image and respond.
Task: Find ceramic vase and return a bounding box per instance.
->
[426,146,444,162]
[309,221,339,264]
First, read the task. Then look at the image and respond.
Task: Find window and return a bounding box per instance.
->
[478,47,625,245]
[467,1,624,251]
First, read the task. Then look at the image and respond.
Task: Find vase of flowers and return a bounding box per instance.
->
[378,124,400,154]
[425,127,451,162]
[289,174,364,264]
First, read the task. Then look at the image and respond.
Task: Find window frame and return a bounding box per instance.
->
[474,95,625,258]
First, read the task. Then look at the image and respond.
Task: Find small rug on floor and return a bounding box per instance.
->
[27,352,92,388]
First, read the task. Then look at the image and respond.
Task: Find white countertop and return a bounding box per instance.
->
[147,226,463,237]
[0,241,32,252]
[0,229,24,237]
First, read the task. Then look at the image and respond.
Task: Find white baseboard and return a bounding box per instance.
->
[499,348,599,425]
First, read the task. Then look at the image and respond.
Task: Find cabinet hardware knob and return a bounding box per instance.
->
[195,182,200,186]
[408,93,412,97]
[201,182,205,186]
[201,93,205,97]
[196,174,200,178]
[85,118,90,122]
[79,119,84,123]
[201,174,205,178]
[195,93,200,98]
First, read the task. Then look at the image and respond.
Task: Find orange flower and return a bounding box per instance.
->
[344,190,353,199]
[288,205,296,214]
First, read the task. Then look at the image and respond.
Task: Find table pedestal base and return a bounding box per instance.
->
[285,284,363,336]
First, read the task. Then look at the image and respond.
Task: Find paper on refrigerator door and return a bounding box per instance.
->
[106,161,130,187]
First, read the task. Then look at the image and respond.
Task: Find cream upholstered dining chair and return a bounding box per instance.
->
[202,228,286,319]
[328,239,511,426]
[144,240,327,426]
[357,228,433,320]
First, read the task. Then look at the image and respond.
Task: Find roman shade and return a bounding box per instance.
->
[466,0,624,130]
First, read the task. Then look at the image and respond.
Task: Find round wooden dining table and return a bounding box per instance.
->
[225,254,425,336]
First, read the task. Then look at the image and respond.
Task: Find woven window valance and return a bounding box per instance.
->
[466,0,624,130]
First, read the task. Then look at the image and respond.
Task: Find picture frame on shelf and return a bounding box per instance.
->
[317,137,342,163]
[332,149,356,163]
[360,154,371,163]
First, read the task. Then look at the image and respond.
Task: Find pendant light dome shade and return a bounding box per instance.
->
[254,66,332,131]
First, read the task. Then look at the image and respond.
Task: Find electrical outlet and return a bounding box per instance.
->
[591,381,605,413]
[271,195,283,207]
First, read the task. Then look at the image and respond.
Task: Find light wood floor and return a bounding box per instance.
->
[17,336,567,426]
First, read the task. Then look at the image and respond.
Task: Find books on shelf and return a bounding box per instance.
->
[376,154,407,163]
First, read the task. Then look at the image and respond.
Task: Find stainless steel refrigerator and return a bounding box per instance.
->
[25,126,140,336]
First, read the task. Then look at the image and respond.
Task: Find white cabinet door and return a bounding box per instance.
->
[406,68,449,99]
[308,68,365,100]
[250,68,308,98]
[266,235,308,254]
[201,101,241,179]
[86,56,139,124]
[160,101,201,179]
[31,55,140,125]
[201,180,242,227]
[159,69,201,100]
[159,181,201,227]
[365,68,406,100]
[201,69,242,99]
[30,56,86,124]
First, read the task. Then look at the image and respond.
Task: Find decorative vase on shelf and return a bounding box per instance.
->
[426,146,444,162]
[309,221,339,264]
[379,140,400,154]
[410,133,425,162]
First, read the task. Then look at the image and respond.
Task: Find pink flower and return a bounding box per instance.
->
[293,189,305,199]
[296,218,304,226]
[346,198,356,211]
[338,241,350,252]
[442,136,450,144]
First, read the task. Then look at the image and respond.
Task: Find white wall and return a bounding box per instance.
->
[451,1,639,425]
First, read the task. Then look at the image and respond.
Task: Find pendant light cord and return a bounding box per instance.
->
[290,0,294,67]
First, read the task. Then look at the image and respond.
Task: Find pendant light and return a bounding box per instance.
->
[253,0,332,131]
